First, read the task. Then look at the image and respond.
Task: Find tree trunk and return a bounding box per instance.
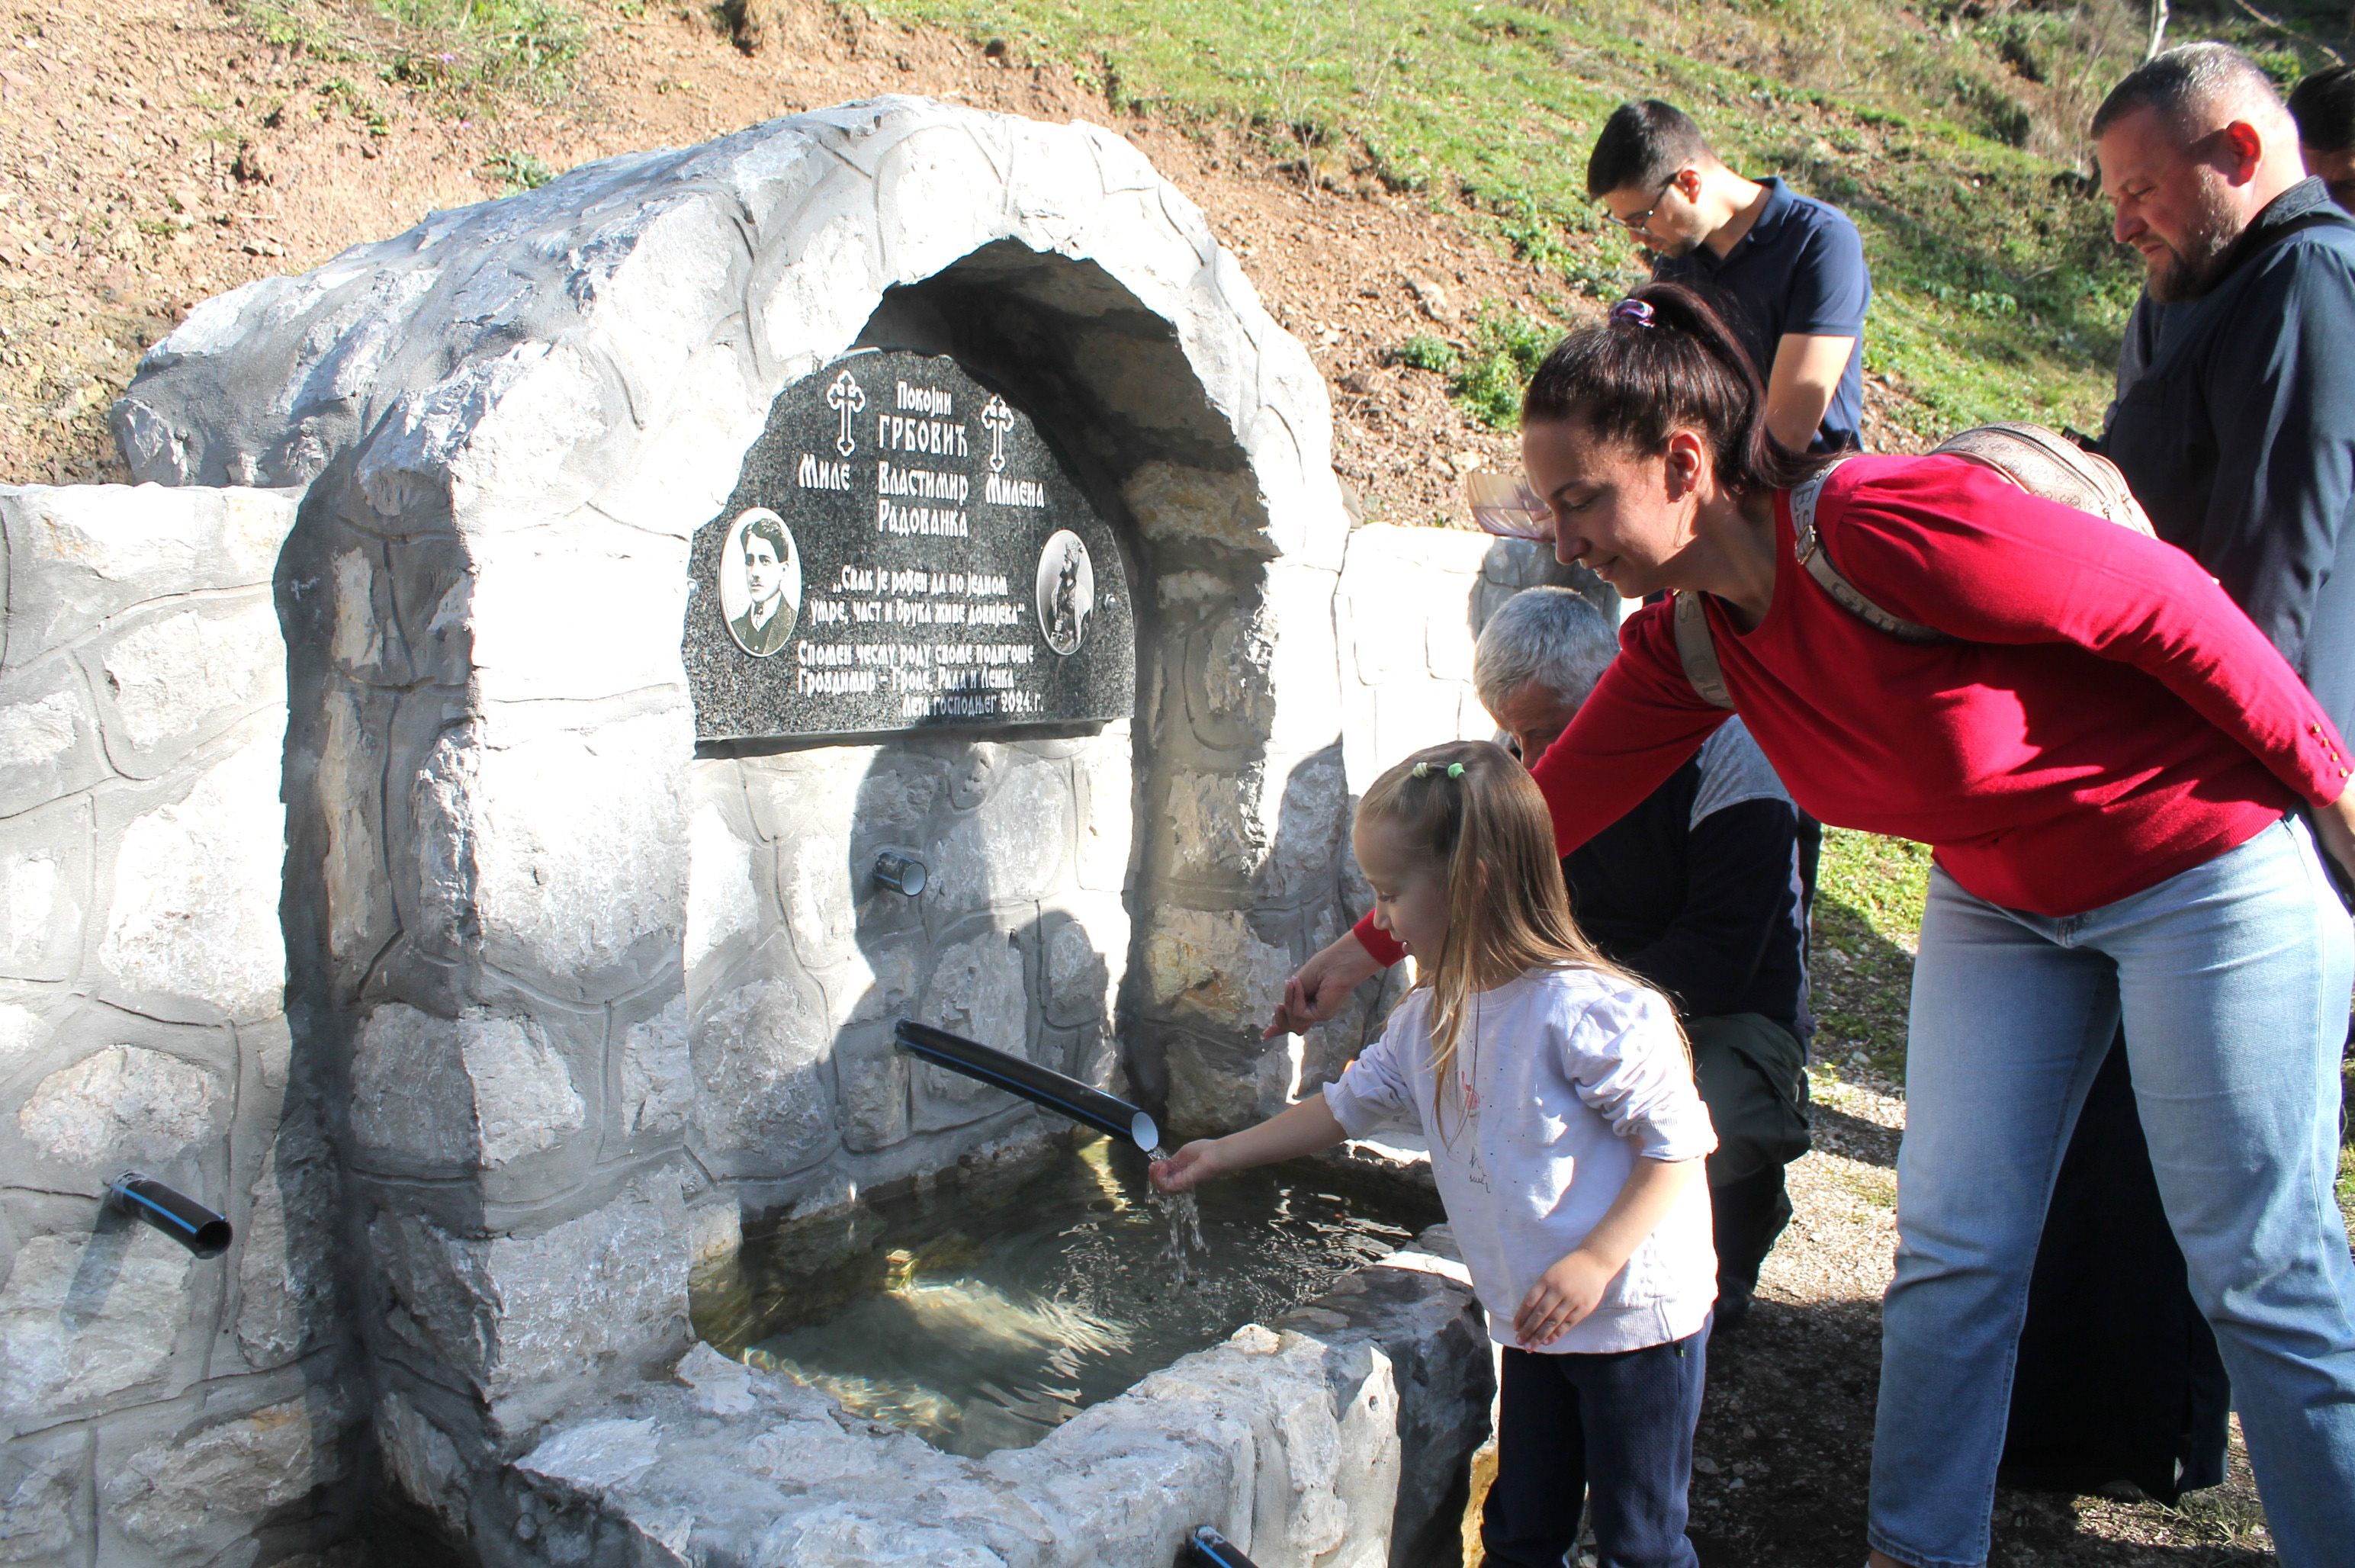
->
[2146,0,2171,60]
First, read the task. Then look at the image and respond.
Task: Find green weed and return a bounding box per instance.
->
[1392,335,1458,374]
[1450,307,1557,431]
[487,147,557,191]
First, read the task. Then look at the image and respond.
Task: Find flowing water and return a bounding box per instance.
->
[692,1139,1441,1458]
[1145,1143,1210,1286]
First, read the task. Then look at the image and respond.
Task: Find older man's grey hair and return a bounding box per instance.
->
[2092,42,2290,140]
[1473,586,1620,717]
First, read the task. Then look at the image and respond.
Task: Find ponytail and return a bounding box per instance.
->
[1521,281,1834,494]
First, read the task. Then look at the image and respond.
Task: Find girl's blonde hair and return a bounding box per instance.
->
[1357,740,1686,1133]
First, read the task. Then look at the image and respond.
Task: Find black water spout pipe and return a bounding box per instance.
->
[1182,1526,1263,1568]
[107,1171,233,1258]
[893,1020,1160,1152]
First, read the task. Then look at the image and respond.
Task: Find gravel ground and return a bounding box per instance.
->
[1460,1070,2283,1566]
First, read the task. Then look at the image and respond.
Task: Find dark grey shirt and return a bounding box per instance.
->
[2103,178,2355,744]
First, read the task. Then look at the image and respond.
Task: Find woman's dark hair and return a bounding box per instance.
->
[1521,281,1835,494]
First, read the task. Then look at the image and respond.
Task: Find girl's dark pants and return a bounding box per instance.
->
[1480,1324,1709,1568]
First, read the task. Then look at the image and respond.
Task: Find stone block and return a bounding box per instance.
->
[313,683,397,978]
[371,1176,689,1410]
[18,1041,230,1175]
[1264,746,1348,905]
[775,821,858,972]
[410,708,689,998]
[689,971,837,1178]
[0,1000,47,1076]
[374,1389,470,1534]
[349,1004,586,1171]
[1181,604,1279,755]
[683,798,760,975]
[829,1022,909,1152]
[1162,766,1264,882]
[0,657,106,818]
[0,1225,192,1425]
[0,487,297,666]
[95,715,287,1022]
[0,1427,88,1566]
[1123,461,1277,561]
[910,930,1030,1133]
[84,596,283,779]
[1140,906,1290,1036]
[464,524,692,704]
[235,1104,342,1369]
[320,541,411,686]
[1040,903,1124,1029]
[1165,1030,1303,1137]
[617,993,692,1141]
[0,795,92,984]
[1071,731,1133,894]
[930,757,1073,911]
[101,1386,358,1563]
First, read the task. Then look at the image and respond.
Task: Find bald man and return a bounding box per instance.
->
[2099,43,2355,746]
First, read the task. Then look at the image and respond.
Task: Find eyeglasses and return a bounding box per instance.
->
[1611,175,1680,233]
[1463,471,1554,541]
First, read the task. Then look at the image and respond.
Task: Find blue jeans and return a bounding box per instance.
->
[1483,1327,1710,1568]
[1871,818,2355,1568]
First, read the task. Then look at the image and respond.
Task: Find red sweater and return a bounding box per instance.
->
[1357,455,2352,963]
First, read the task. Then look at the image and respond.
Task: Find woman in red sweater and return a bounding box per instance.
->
[1278,284,2355,1568]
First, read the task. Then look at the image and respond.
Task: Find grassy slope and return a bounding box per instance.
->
[853,0,2204,439]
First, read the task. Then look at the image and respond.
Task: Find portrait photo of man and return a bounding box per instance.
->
[723,508,801,658]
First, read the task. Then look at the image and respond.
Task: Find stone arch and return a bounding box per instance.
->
[116,97,1357,1482]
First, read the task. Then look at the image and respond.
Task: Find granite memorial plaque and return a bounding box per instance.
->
[684,349,1136,743]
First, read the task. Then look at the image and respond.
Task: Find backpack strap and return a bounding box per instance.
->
[1672,590,1736,710]
[1790,458,1943,644]
[1669,456,1942,710]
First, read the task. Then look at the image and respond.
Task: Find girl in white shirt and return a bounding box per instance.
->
[1152,739,1717,1568]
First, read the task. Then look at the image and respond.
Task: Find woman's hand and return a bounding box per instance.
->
[2317,782,2355,888]
[1264,933,1383,1039]
[1149,1139,1226,1194]
[1512,1248,1618,1348]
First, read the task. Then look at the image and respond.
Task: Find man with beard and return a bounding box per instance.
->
[2100,44,2355,737]
[2004,43,2355,1515]
[1588,100,1871,454]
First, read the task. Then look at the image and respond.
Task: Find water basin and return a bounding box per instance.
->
[692,1137,1444,1457]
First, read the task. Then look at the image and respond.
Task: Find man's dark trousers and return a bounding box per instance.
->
[1690,1012,1810,1319]
[1482,1326,1711,1568]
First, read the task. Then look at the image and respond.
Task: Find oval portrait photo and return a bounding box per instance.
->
[1034,529,1094,657]
[718,507,802,658]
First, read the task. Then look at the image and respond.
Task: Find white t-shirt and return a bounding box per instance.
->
[1323,966,1719,1354]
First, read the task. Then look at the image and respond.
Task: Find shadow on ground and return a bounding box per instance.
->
[1692,1298,2276,1568]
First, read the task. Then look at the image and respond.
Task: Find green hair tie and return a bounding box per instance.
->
[1411,760,1467,779]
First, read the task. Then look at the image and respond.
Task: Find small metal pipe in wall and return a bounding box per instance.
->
[872,850,928,897]
[108,1172,233,1258]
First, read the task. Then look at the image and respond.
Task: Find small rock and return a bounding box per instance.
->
[1693,1455,1720,1476]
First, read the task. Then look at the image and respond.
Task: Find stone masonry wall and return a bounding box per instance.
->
[0,483,362,1568]
[105,96,1371,1550]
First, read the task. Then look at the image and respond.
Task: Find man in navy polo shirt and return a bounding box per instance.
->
[1588,100,1872,452]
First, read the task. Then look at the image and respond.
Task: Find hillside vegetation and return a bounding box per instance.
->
[850,0,2350,439]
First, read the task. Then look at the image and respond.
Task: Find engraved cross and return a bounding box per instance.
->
[981,395,1016,474]
[827,371,866,457]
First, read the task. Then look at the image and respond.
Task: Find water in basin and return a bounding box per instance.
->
[692,1137,1443,1457]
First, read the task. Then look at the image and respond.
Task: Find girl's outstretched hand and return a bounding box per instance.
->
[1149,1139,1224,1194]
[1512,1248,1615,1348]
